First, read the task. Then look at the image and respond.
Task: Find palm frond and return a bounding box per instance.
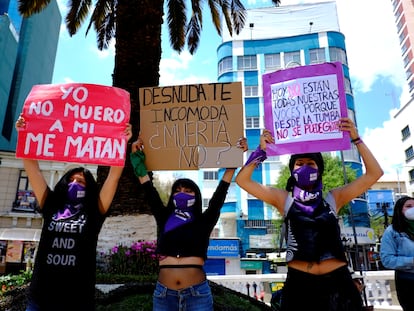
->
[87,0,115,50]
[272,0,281,7]
[66,0,93,36]
[230,0,246,35]
[219,0,233,37]
[167,0,187,52]
[186,13,201,54]
[18,0,52,18]
[186,0,203,54]
[207,0,222,36]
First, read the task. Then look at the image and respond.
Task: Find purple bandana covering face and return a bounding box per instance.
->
[53,182,86,221]
[291,165,323,215]
[67,182,86,204]
[164,192,196,233]
[293,165,319,188]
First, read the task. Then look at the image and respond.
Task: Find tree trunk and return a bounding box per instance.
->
[97,0,164,215]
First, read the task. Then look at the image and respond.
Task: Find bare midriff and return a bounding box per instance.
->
[288,258,347,275]
[158,256,206,290]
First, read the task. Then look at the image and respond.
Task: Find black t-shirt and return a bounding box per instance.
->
[28,188,105,310]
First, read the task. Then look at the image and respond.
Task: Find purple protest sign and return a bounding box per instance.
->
[263,62,350,155]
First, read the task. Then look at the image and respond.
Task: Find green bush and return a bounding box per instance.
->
[0,270,32,296]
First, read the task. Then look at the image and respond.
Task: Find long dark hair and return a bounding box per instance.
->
[166,178,202,216]
[392,196,414,233]
[53,167,99,210]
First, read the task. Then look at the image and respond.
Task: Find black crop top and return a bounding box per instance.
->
[284,193,347,263]
[142,180,230,259]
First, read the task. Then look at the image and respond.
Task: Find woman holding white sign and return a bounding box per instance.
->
[130,135,247,311]
[236,117,383,311]
[16,116,132,311]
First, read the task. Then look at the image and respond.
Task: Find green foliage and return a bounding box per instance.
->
[96,273,157,284]
[275,153,357,195]
[96,294,153,311]
[0,270,32,296]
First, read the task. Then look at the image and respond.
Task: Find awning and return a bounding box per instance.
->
[0,228,41,241]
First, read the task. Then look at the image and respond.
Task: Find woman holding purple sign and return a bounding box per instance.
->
[16,115,132,311]
[236,117,383,311]
[130,135,247,311]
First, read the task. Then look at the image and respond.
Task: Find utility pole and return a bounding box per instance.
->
[383,203,389,228]
[376,202,389,228]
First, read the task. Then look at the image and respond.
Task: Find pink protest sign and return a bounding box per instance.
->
[16,83,130,166]
[263,62,350,155]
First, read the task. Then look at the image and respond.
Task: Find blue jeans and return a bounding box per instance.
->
[25,299,40,311]
[153,280,213,311]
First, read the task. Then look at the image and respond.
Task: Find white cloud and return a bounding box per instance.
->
[362,110,404,181]
[336,0,406,94]
[160,51,215,86]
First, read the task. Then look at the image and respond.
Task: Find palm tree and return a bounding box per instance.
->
[18,0,281,215]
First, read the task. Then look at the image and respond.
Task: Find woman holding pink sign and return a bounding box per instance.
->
[16,115,132,311]
[236,117,383,311]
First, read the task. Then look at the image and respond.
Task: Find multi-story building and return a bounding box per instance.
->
[201,1,375,274]
[390,0,414,196]
[391,0,414,97]
[0,0,61,273]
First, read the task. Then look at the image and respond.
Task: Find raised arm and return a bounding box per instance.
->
[98,123,132,214]
[235,130,288,215]
[331,117,383,210]
[16,116,48,209]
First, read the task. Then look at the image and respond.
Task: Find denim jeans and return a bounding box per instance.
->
[153,280,213,311]
[25,299,40,311]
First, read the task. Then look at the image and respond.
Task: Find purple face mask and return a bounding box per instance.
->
[164,192,196,233]
[292,165,319,188]
[173,192,195,209]
[67,181,86,204]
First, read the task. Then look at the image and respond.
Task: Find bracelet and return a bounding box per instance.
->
[352,137,363,145]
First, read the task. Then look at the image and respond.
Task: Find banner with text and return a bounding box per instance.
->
[16,83,130,166]
[139,82,244,170]
[263,62,350,155]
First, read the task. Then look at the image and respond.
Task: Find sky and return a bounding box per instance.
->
[51,0,407,181]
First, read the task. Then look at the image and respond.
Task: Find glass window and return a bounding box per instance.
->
[402,125,411,140]
[284,51,301,67]
[309,48,325,64]
[264,53,281,71]
[245,86,258,97]
[246,117,260,128]
[329,47,347,65]
[409,169,414,183]
[344,78,352,95]
[218,57,233,75]
[237,55,257,70]
[203,171,218,180]
[404,54,410,67]
[13,170,38,212]
[405,146,414,161]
